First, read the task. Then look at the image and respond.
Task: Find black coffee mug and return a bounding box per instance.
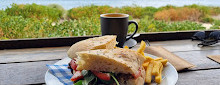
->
[100,13,138,47]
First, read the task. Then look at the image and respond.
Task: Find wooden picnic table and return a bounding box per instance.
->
[1,39,220,85]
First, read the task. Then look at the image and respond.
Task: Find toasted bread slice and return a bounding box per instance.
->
[67,35,117,59]
[75,48,145,75]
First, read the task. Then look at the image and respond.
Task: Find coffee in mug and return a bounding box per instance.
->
[100,13,138,47]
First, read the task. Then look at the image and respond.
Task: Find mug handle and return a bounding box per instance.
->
[126,20,138,40]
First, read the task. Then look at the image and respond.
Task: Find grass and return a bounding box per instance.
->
[133,15,205,33]
[154,7,201,21]
[68,5,117,20]
[0,4,219,40]
[210,20,220,29]
[5,3,64,21]
[67,5,159,20]
[155,4,220,22]
[0,10,101,39]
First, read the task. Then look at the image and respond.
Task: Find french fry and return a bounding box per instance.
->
[154,57,163,61]
[137,41,146,53]
[158,59,168,66]
[152,61,162,76]
[124,46,129,49]
[143,56,167,84]
[144,56,154,62]
[114,46,119,49]
[155,63,163,84]
[145,61,154,83]
[142,62,149,69]
[141,52,145,56]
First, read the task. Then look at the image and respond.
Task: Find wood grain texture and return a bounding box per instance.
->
[0,46,69,55]
[151,40,220,52]
[174,50,220,70]
[132,40,220,52]
[0,60,58,85]
[0,47,70,63]
[177,69,220,85]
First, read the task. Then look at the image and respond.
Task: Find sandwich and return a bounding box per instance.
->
[69,48,146,85]
[67,35,117,59]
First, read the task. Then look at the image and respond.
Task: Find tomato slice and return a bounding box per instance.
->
[70,60,77,71]
[71,71,84,81]
[132,69,141,79]
[91,71,111,81]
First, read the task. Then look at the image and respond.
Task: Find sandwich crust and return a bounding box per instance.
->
[67,35,117,59]
[75,48,146,75]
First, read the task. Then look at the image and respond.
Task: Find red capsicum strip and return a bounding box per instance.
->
[70,71,84,81]
[91,71,111,81]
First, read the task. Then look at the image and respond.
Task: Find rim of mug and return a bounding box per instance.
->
[100,13,129,18]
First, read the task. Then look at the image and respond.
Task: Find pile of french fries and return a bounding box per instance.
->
[125,41,168,84]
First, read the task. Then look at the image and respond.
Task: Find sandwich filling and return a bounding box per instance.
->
[69,59,142,85]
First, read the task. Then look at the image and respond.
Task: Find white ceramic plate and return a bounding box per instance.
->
[45,54,178,85]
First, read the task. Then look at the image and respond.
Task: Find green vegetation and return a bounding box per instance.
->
[0,4,219,40]
[5,3,64,21]
[201,16,215,23]
[0,11,100,39]
[210,20,220,29]
[68,5,117,19]
[154,4,220,22]
[137,17,205,32]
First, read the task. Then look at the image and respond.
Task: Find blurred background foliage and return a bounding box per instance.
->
[0,4,219,39]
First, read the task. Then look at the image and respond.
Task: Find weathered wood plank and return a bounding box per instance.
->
[174,50,220,70]
[177,69,220,85]
[0,46,69,55]
[0,47,69,63]
[0,60,58,85]
[0,51,66,63]
[132,40,220,52]
[151,40,220,52]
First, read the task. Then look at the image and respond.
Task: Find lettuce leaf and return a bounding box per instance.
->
[110,73,120,85]
[82,74,95,85]
[74,80,83,85]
